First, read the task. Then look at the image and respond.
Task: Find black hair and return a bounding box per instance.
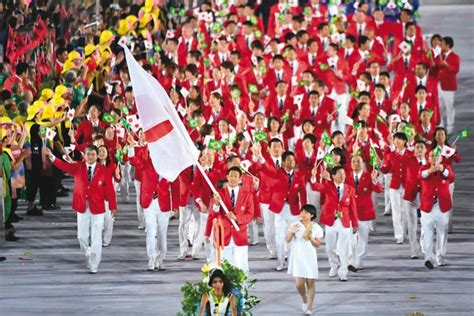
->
[227,166,242,176]
[303,133,317,144]
[393,132,408,141]
[208,269,232,296]
[15,62,29,76]
[331,147,347,166]
[282,150,295,162]
[415,85,427,94]
[85,145,99,154]
[301,204,317,220]
[269,137,283,147]
[443,36,454,49]
[330,165,345,177]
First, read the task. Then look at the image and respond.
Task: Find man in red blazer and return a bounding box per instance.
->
[419,150,454,269]
[73,105,108,151]
[311,166,358,281]
[128,144,180,271]
[436,36,461,133]
[44,145,116,274]
[206,167,254,273]
[401,140,427,259]
[380,132,413,244]
[347,155,382,270]
[249,138,284,259]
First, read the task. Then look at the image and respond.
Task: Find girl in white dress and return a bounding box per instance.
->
[286,204,323,315]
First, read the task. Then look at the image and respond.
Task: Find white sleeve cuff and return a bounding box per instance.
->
[442,168,449,177]
[421,170,430,179]
[128,147,135,158]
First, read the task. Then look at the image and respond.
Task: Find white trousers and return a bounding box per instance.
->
[389,187,405,240]
[275,204,299,266]
[438,85,456,133]
[133,180,145,228]
[192,212,213,262]
[261,203,276,255]
[248,219,259,245]
[448,182,455,232]
[306,183,321,213]
[384,174,392,214]
[331,91,349,133]
[119,162,132,202]
[77,209,104,271]
[222,238,249,274]
[178,200,199,256]
[144,199,172,269]
[402,196,421,256]
[420,204,450,263]
[325,219,351,278]
[103,201,114,246]
[350,220,370,269]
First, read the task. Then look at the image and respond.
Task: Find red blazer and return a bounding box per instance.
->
[205,187,255,246]
[346,171,383,221]
[75,120,108,148]
[319,55,350,95]
[436,51,460,91]
[295,146,317,184]
[403,156,426,202]
[416,124,436,145]
[419,165,454,213]
[252,157,307,214]
[191,166,221,211]
[380,149,414,189]
[311,181,359,228]
[52,159,116,214]
[129,146,180,210]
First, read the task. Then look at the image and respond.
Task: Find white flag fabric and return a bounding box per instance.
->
[122,45,199,181]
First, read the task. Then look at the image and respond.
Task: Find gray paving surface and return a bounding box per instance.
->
[1,4,474,316]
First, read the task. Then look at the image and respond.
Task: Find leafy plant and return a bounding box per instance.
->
[177,260,260,315]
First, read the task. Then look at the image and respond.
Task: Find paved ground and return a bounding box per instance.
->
[1,4,474,316]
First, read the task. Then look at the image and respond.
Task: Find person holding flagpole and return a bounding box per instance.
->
[205,166,254,274]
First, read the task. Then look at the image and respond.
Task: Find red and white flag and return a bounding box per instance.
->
[122,45,199,181]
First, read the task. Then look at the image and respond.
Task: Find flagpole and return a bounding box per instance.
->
[195,162,240,231]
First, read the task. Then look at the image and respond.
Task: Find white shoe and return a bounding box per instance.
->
[138,226,145,230]
[395,238,404,244]
[329,268,337,277]
[89,267,97,274]
[301,303,307,312]
[177,254,186,261]
[436,256,446,266]
[305,310,312,315]
[275,264,285,271]
[339,276,348,282]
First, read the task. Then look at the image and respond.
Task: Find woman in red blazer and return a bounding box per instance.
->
[44,145,116,274]
[419,150,454,269]
[98,145,119,247]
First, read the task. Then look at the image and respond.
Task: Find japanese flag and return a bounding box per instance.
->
[67,108,75,121]
[45,128,56,140]
[441,145,456,158]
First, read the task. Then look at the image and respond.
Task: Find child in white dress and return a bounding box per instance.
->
[286,204,323,315]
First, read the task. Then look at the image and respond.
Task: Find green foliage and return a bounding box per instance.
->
[178,260,260,315]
